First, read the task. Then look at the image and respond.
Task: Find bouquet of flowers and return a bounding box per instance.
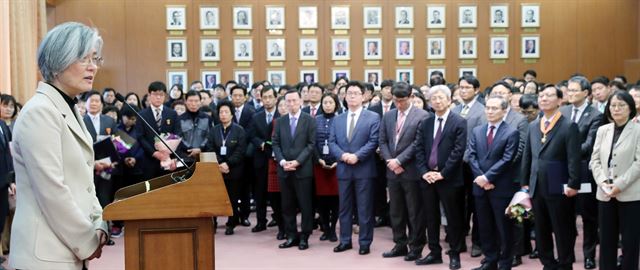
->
[154,133,182,170]
[111,136,133,154]
[505,190,534,223]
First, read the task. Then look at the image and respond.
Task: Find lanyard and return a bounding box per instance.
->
[220,126,232,146]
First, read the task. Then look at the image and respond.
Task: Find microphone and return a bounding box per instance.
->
[115,93,192,182]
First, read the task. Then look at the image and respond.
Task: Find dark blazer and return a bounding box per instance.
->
[232,105,255,130]
[137,106,179,161]
[415,112,468,187]
[329,109,380,179]
[379,107,429,180]
[116,123,144,176]
[559,105,602,160]
[368,102,395,118]
[248,109,279,168]
[301,105,322,117]
[468,123,520,197]
[521,115,581,198]
[272,112,316,179]
[0,121,13,186]
[83,114,117,142]
[504,109,529,165]
[206,123,246,180]
[314,114,337,164]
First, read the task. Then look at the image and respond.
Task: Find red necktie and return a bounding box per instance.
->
[487,125,495,148]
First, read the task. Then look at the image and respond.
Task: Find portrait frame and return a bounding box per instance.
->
[521,35,540,59]
[490,4,509,28]
[167,70,188,88]
[363,6,382,29]
[200,38,220,62]
[458,36,477,59]
[299,38,318,61]
[234,70,253,89]
[428,67,446,81]
[265,6,285,30]
[267,70,286,88]
[490,36,509,59]
[458,5,477,28]
[199,6,219,30]
[233,6,253,30]
[331,37,350,60]
[234,38,253,61]
[427,36,446,60]
[521,4,540,28]
[395,6,414,29]
[396,68,414,84]
[300,69,319,84]
[166,5,186,31]
[331,6,350,30]
[201,70,221,90]
[364,69,382,88]
[167,38,187,62]
[332,69,350,82]
[459,67,477,78]
[363,38,382,60]
[266,38,286,61]
[395,37,414,60]
[299,6,318,29]
[426,5,446,29]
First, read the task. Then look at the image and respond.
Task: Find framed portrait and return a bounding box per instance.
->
[266,6,285,30]
[167,70,187,88]
[200,39,220,62]
[363,38,382,60]
[490,4,509,28]
[428,67,446,81]
[167,38,187,62]
[332,38,350,60]
[299,38,318,60]
[199,6,219,30]
[331,6,350,29]
[234,39,253,61]
[395,37,414,60]
[166,6,186,30]
[332,69,350,82]
[427,37,446,60]
[396,68,413,84]
[458,5,477,28]
[459,36,477,59]
[234,70,253,88]
[459,67,477,78]
[233,6,252,30]
[299,6,318,29]
[521,35,540,58]
[363,6,382,29]
[201,70,221,90]
[490,36,509,59]
[521,4,540,28]
[395,6,414,29]
[427,5,446,29]
[266,38,285,61]
[364,69,382,88]
[267,70,286,88]
[300,70,318,84]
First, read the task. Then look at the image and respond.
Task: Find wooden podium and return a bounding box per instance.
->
[103,162,232,270]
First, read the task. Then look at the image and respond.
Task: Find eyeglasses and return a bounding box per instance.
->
[77,55,104,67]
[346,91,362,96]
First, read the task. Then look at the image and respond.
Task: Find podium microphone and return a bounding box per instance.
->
[115,93,192,182]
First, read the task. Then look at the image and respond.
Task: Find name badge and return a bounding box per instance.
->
[323,145,330,155]
[220,146,227,156]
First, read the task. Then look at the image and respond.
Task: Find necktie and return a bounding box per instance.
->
[460,105,470,118]
[311,107,316,118]
[428,118,443,170]
[290,116,297,137]
[544,120,550,130]
[383,105,390,114]
[92,115,100,134]
[266,112,273,124]
[487,125,495,148]
[394,111,406,149]
[155,108,161,128]
[347,112,356,142]
[235,108,241,123]
[572,108,579,123]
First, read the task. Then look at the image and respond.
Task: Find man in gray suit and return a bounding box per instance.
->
[379,82,430,261]
[272,90,316,250]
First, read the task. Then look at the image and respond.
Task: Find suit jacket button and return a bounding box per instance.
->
[87,186,93,193]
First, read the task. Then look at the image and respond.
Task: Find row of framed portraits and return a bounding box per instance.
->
[166,4,540,31]
[168,67,475,92]
[167,35,540,62]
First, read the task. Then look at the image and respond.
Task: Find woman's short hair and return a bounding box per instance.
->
[603,90,637,124]
[320,93,341,114]
[37,22,103,82]
[0,94,18,118]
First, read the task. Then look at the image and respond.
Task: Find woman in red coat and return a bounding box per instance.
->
[268,96,287,240]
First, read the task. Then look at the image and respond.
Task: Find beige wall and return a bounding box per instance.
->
[0,0,10,94]
[45,0,639,97]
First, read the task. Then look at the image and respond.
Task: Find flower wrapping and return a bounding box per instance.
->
[111,136,133,154]
[505,190,534,223]
[154,133,182,170]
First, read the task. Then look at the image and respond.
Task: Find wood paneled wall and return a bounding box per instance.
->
[47,0,638,96]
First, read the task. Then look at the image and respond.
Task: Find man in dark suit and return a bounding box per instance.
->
[414,85,467,269]
[301,83,323,118]
[521,84,580,270]
[329,81,380,255]
[467,96,520,270]
[230,85,256,227]
[138,81,178,180]
[560,76,602,269]
[272,90,316,250]
[379,82,430,261]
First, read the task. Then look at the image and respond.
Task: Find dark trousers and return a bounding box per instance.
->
[420,181,464,257]
[463,163,480,246]
[0,184,8,235]
[269,192,285,233]
[317,195,339,233]
[577,190,599,260]
[532,194,576,270]
[374,160,389,220]
[254,164,269,225]
[599,199,640,270]
[94,176,114,208]
[513,219,534,256]
[338,177,375,247]
[475,194,514,269]
[388,179,425,251]
[224,176,241,227]
[279,175,313,239]
[239,157,254,220]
